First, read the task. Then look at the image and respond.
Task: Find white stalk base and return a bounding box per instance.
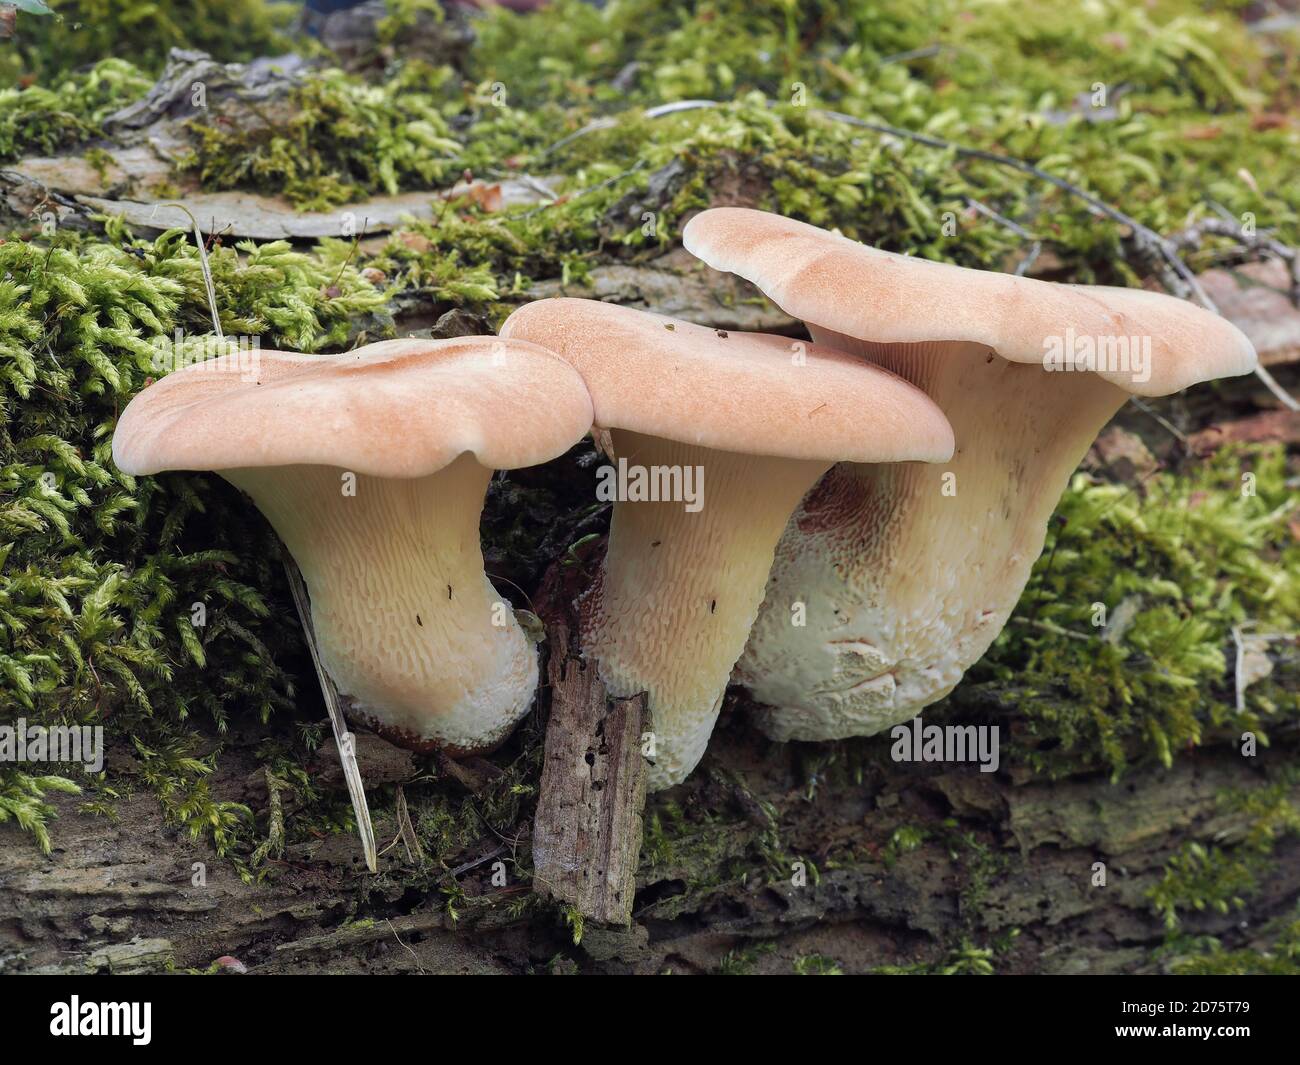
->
[738,336,1127,742]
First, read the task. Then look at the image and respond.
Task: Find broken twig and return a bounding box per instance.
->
[532,618,648,925]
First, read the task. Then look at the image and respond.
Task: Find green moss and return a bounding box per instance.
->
[468,0,1299,269]
[640,801,688,869]
[793,954,844,975]
[872,936,1009,975]
[1167,905,1300,975]
[376,0,446,45]
[1149,769,1300,932]
[716,941,776,974]
[947,827,1010,918]
[2,0,298,82]
[965,446,1300,780]
[180,62,466,211]
[0,59,151,162]
[405,749,540,867]
[0,771,80,853]
[11,0,1296,286]
[1149,841,1257,931]
[0,225,386,853]
[561,905,584,945]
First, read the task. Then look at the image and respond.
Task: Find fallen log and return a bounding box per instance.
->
[3,716,1297,974]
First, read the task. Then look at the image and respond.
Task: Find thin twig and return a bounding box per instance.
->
[1014,243,1043,277]
[540,116,617,159]
[394,783,424,864]
[532,98,1298,410]
[440,843,508,883]
[878,44,945,66]
[517,159,648,219]
[965,196,1037,241]
[1232,624,1248,714]
[1010,616,1096,642]
[385,920,426,974]
[327,217,369,292]
[963,196,1043,275]
[1127,396,1189,447]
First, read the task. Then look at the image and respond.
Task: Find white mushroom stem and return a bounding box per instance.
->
[738,335,1128,741]
[224,454,536,753]
[579,430,830,789]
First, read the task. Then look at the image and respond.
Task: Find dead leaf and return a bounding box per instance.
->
[398,231,433,253]
[592,426,616,461]
[465,182,504,213]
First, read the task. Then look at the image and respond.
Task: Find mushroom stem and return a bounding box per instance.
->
[580,430,830,789]
[225,454,537,753]
[738,335,1128,741]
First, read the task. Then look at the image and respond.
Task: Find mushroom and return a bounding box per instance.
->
[683,207,1257,742]
[112,337,594,754]
[499,298,954,787]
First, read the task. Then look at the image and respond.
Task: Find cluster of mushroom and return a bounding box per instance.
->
[113,208,1256,791]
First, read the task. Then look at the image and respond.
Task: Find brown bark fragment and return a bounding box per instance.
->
[531,621,648,926]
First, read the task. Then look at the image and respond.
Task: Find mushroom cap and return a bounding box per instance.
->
[498,298,954,463]
[682,208,1257,397]
[113,337,595,478]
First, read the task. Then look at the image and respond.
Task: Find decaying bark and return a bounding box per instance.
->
[3,714,1297,975]
[531,620,648,926]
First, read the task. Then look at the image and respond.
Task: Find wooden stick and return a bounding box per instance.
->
[531,619,648,925]
[282,559,378,874]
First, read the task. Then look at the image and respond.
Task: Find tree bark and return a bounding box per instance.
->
[3,699,1297,974]
[531,620,648,926]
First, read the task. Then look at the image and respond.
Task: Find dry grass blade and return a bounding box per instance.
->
[151,201,223,340]
[283,559,378,874]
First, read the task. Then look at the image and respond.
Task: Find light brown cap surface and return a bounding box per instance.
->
[498,298,954,463]
[113,337,594,478]
[683,208,1257,397]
